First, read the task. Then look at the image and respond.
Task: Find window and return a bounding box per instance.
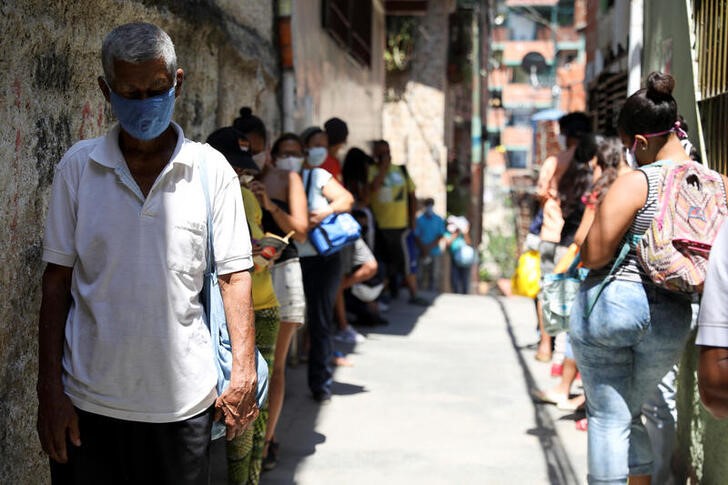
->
[323,0,372,66]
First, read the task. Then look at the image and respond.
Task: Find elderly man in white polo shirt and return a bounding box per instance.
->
[37,23,258,484]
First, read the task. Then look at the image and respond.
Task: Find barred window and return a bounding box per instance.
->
[323,0,373,66]
[694,0,728,174]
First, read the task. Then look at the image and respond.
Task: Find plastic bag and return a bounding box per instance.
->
[511,250,541,298]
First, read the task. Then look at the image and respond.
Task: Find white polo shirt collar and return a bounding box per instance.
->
[89,121,192,170]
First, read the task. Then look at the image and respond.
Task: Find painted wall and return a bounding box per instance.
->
[0,1,277,482]
[289,0,385,150]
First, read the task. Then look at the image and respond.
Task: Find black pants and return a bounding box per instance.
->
[300,252,343,395]
[50,407,213,485]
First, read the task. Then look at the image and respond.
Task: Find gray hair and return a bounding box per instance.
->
[102,22,177,84]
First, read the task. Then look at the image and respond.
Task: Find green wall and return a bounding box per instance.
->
[643,3,728,481]
[642,0,701,151]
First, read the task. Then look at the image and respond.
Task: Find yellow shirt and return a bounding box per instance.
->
[241,187,279,310]
[368,164,416,230]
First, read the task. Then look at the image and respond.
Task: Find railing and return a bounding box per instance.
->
[695,0,728,174]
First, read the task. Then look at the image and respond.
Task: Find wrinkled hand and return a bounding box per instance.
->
[249,181,273,212]
[37,385,81,463]
[214,376,259,441]
[309,207,334,228]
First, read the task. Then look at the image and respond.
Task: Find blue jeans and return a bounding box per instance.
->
[569,279,691,484]
[450,262,470,294]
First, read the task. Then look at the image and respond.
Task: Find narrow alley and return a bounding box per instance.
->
[213,292,587,484]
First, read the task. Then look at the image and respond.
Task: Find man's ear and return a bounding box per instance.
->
[98,76,111,103]
[175,68,185,98]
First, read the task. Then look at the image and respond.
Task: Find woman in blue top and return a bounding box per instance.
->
[444,216,474,294]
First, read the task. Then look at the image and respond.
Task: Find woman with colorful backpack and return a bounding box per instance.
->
[570,72,728,484]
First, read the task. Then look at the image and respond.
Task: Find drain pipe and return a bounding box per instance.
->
[277,0,295,133]
[627,0,643,95]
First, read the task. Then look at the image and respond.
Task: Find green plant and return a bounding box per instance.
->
[384,16,417,72]
[480,228,517,281]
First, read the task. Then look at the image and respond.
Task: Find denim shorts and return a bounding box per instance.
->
[569,278,691,484]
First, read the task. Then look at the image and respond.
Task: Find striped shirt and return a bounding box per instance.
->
[589,164,662,284]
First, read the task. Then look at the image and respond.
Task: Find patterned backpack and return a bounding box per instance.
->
[636,160,728,293]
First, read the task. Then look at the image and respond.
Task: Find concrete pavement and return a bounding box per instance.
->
[214,291,588,484]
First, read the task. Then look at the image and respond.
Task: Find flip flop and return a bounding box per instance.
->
[531,389,568,406]
[534,352,552,363]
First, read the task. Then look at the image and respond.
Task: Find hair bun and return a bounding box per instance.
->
[239,107,253,119]
[646,72,675,99]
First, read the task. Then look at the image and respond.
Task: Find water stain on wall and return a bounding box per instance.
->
[34,51,71,92]
[34,115,72,190]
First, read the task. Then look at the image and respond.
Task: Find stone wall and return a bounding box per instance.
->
[382,0,454,214]
[0,1,277,482]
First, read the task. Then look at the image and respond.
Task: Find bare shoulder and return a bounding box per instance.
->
[604,170,649,210]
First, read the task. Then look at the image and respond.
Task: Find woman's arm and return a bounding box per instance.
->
[581,171,647,269]
[309,176,355,227]
[572,205,595,247]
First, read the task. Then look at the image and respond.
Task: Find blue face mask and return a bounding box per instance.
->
[307,146,328,167]
[108,83,176,141]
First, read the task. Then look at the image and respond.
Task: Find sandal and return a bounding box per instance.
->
[531,389,568,406]
[534,352,552,363]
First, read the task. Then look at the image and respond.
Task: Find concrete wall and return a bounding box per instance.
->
[642,0,701,157]
[289,0,386,150]
[382,0,454,214]
[0,1,277,482]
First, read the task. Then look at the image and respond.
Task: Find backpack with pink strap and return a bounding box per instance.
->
[585,159,727,318]
[636,159,728,293]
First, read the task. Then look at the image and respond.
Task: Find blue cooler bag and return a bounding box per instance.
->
[309,212,361,256]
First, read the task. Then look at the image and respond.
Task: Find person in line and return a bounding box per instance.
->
[444,216,475,294]
[334,208,385,344]
[534,135,629,414]
[369,139,428,305]
[321,117,348,181]
[299,126,355,403]
[698,220,728,420]
[570,72,705,485]
[38,23,258,484]
[258,132,309,471]
[414,198,446,292]
[534,112,593,364]
[206,127,281,485]
[342,147,376,248]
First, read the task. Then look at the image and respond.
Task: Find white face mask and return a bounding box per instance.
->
[558,134,567,150]
[252,151,267,171]
[238,173,255,186]
[307,146,328,167]
[276,156,304,172]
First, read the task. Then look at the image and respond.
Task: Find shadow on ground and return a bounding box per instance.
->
[491,295,582,485]
[256,293,431,484]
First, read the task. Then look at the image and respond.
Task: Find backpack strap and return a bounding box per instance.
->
[198,150,216,278]
[584,234,641,318]
[303,168,314,208]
